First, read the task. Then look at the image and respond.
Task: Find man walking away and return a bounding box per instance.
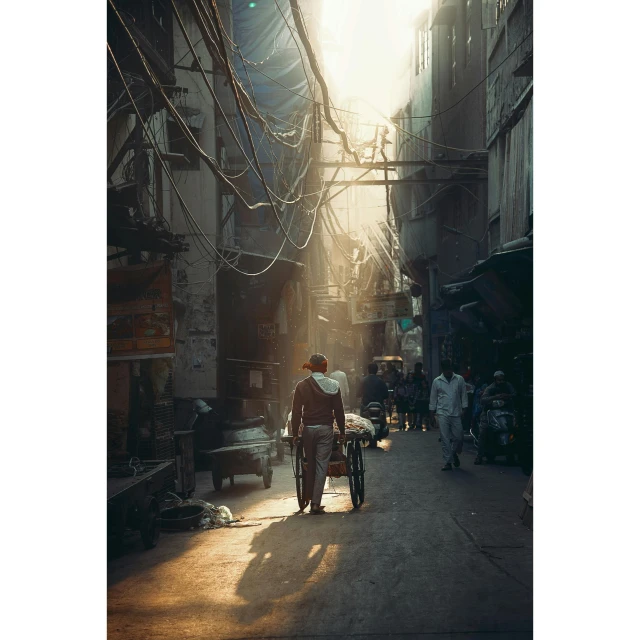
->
[415,379,430,431]
[359,363,390,414]
[412,363,427,429]
[292,354,346,514]
[329,364,350,411]
[429,359,468,471]
[394,372,409,430]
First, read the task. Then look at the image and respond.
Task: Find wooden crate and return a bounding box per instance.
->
[519,473,533,529]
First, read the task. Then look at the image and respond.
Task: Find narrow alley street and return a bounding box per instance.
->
[108,427,532,639]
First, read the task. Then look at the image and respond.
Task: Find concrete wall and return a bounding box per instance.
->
[166,6,221,399]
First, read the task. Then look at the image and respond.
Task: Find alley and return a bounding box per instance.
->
[107,428,532,639]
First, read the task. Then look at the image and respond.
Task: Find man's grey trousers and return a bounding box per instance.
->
[438,415,463,464]
[302,424,334,505]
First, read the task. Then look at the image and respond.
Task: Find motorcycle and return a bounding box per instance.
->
[361,402,389,448]
[471,398,518,464]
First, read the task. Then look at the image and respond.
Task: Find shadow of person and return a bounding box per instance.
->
[233,515,335,626]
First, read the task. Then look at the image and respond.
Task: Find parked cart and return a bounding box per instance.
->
[200,440,275,491]
[107,459,175,551]
[282,431,368,510]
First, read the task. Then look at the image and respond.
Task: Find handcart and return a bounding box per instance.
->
[200,440,275,491]
[107,459,175,551]
[282,432,368,510]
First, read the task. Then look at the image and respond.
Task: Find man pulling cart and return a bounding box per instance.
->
[291,353,346,514]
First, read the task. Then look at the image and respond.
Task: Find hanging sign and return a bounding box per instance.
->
[350,292,413,325]
[107,261,175,360]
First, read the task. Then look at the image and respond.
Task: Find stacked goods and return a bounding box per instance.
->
[341,413,375,438]
[287,412,375,439]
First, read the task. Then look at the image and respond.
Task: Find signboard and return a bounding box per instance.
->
[350,292,412,325]
[108,261,175,359]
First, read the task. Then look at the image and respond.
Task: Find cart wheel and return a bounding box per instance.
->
[140,496,160,550]
[369,438,378,448]
[211,460,223,491]
[354,440,365,505]
[277,442,285,462]
[295,444,309,510]
[229,475,235,486]
[262,456,273,489]
[346,443,359,509]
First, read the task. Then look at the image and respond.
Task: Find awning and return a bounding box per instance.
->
[440,247,532,321]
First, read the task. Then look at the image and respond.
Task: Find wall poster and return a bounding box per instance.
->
[108,261,175,360]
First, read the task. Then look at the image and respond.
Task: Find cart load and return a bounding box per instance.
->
[287,412,375,439]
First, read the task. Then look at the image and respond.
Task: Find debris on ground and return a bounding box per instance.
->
[161,493,238,530]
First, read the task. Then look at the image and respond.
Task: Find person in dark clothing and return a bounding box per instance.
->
[359,362,390,413]
[413,362,426,384]
[411,363,427,429]
[474,370,516,465]
[291,353,346,514]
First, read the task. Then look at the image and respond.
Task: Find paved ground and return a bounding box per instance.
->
[107,426,533,639]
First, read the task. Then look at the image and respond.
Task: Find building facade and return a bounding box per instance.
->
[391,0,490,381]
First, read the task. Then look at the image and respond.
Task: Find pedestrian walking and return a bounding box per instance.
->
[414,379,430,431]
[291,353,346,514]
[394,372,409,430]
[404,372,418,429]
[329,363,350,411]
[429,359,468,471]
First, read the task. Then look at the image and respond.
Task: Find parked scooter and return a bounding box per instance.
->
[361,402,389,448]
[471,398,518,464]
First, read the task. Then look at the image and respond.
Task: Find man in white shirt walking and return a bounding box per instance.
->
[429,359,468,471]
[329,364,350,411]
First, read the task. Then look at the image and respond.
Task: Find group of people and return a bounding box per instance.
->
[290,352,518,514]
[386,363,429,431]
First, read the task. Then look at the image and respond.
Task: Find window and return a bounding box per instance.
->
[418,22,429,73]
[450,25,457,88]
[465,1,472,67]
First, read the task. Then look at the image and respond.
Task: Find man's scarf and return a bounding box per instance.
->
[302,359,328,373]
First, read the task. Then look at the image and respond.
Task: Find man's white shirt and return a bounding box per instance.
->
[429,373,468,417]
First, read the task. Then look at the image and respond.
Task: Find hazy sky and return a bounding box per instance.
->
[320,0,426,116]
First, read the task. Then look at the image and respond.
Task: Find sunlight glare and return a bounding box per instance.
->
[321,0,427,116]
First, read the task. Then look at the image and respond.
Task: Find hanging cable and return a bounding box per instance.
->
[185,0,324,249]
[288,0,360,164]
[107,42,322,277]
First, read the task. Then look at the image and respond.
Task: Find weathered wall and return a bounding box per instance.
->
[486,0,533,250]
[167,6,220,399]
[486,0,533,145]
[429,0,489,282]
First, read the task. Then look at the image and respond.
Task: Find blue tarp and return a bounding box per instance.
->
[231,1,314,233]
